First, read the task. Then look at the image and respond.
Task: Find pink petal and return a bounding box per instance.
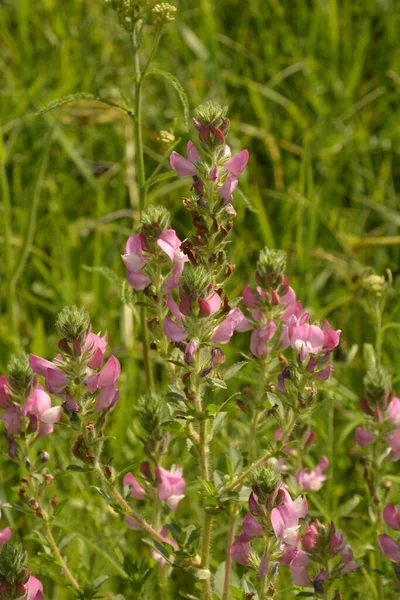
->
[0,527,12,547]
[0,376,10,409]
[45,367,68,395]
[158,229,181,260]
[187,141,200,163]
[25,576,44,600]
[122,234,147,272]
[258,552,269,579]
[1,406,21,434]
[170,151,197,177]
[85,333,108,369]
[229,307,252,332]
[29,354,54,377]
[378,534,400,562]
[95,385,119,412]
[123,473,146,499]
[355,427,375,447]
[229,539,252,566]
[242,285,258,309]
[225,149,249,175]
[211,319,235,344]
[242,514,263,539]
[85,373,100,393]
[167,294,184,322]
[387,397,400,427]
[98,356,120,388]
[162,261,185,292]
[290,566,312,587]
[383,503,400,531]
[40,406,61,424]
[281,547,311,567]
[218,174,238,205]
[38,422,54,438]
[166,494,185,511]
[163,318,187,342]
[271,505,299,540]
[207,292,221,314]
[126,270,151,290]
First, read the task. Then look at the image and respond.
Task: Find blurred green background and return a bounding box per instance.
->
[1,0,400,598]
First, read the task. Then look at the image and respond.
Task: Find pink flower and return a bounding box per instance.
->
[281,546,312,585]
[84,355,120,412]
[0,376,10,409]
[387,428,400,461]
[302,521,323,553]
[23,389,61,438]
[387,396,400,427]
[321,320,341,351]
[271,505,301,546]
[121,234,150,290]
[296,456,329,492]
[25,577,44,600]
[288,323,325,360]
[1,405,21,434]
[250,321,277,358]
[379,534,400,563]
[258,552,269,579]
[123,473,146,500]
[230,538,252,566]
[156,465,186,511]
[170,141,200,177]
[240,514,264,541]
[0,527,12,547]
[211,308,252,344]
[276,487,308,519]
[225,149,249,176]
[355,427,375,447]
[218,174,239,206]
[383,503,400,531]
[84,332,108,369]
[151,526,179,567]
[29,355,68,395]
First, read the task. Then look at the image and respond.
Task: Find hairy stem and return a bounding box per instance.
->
[221,507,238,600]
[44,522,82,592]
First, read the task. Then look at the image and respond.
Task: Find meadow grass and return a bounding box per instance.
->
[1,0,400,598]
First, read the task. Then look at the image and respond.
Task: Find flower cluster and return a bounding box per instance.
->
[29,307,120,415]
[0,357,61,459]
[124,462,186,565]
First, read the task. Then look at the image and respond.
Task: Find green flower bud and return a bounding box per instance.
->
[0,543,28,585]
[56,306,91,345]
[256,247,287,289]
[361,272,387,298]
[194,101,229,129]
[364,365,392,407]
[250,466,281,504]
[141,206,171,233]
[180,265,212,299]
[7,355,35,402]
[137,391,166,439]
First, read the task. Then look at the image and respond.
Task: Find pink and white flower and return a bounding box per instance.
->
[156,465,186,511]
[23,388,61,438]
[0,527,12,547]
[296,456,329,492]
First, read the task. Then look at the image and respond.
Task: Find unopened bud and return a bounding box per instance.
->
[250,467,281,505]
[211,348,225,368]
[7,354,35,402]
[56,306,91,346]
[37,450,50,465]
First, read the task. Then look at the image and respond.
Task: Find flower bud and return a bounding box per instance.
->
[256,248,287,290]
[6,355,35,403]
[152,3,177,27]
[56,306,91,346]
[211,347,226,368]
[141,205,171,237]
[364,365,391,408]
[0,543,28,585]
[37,450,50,465]
[137,391,166,439]
[250,467,281,505]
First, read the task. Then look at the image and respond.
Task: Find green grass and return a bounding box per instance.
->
[1,0,400,598]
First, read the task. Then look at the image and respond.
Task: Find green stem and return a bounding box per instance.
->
[221,507,238,600]
[194,357,213,600]
[44,522,82,592]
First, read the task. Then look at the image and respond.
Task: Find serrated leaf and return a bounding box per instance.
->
[224,361,248,380]
[145,69,189,129]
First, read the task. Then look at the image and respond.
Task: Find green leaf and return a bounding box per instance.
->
[234,188,258,214]
[38,92,134,118]
[337,494,361,518]
[214,561,240,599]
[59,533,77,551]
[91,575,109,591]
[145,69,189,129]
[208,412,227,442]
[224,361,248,380]
[206,378,227,389]
[91,486,113,505]
[67,465,89,472]
[53,498,70,517]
